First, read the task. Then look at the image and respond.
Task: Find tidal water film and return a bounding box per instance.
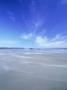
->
[0,49,67,90]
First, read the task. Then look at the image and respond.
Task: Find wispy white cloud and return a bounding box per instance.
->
[35,34,67,48]
[20,32,67,48]
[21,33,33,40]
[33,20,43,28]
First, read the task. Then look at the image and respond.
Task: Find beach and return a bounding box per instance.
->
[0,49,67,90]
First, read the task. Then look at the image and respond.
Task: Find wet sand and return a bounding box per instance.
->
[0,49,67,90]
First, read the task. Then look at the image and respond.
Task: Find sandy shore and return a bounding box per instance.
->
[0,49,67,90]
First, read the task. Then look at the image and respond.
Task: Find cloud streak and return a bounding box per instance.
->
[35,34,67,48]
[21,33,33,40]
[20,32,67,48]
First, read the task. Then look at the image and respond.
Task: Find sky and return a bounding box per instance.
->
[0,0,67,48]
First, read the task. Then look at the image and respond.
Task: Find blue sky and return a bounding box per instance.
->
[0,0,67,48]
